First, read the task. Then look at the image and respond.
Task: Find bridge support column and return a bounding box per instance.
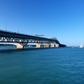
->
[16,43,24,49]
[36,43,50,48]
[50,43,59,48]
[36,43,41,48]
[54,43,59,48]
[43,43,49,48]
[50,43,55,48]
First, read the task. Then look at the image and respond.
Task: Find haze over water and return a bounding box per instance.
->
[0,48,84,84]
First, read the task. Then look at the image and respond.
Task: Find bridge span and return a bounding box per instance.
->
[0,30,66,49]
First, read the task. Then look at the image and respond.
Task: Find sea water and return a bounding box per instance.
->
[0,48,84,84]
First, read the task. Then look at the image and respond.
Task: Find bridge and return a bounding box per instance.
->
[0,30,65,49]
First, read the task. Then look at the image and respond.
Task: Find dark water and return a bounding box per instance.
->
[0,48,84,84]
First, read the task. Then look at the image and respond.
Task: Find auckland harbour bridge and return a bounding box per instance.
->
[0,30,66,49]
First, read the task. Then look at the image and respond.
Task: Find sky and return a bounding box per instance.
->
[0,0,84,46]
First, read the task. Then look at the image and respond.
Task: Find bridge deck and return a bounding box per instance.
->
[0,30,60,43]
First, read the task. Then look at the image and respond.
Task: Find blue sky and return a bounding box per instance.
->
[0,0,84,46]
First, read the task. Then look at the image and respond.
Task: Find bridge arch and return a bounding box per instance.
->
[0,42,24,49]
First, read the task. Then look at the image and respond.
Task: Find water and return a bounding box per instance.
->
[0,48,84,84]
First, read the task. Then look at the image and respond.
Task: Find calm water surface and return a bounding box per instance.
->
[0,48,84,84]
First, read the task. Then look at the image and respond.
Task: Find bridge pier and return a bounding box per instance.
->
[49,43,59,48]
[42,43,49,48]
[35,43,59,48]
[36,43,41,48]
[33,42,59,48]
[54,43,59,47]
[35,43,50,48]
[16,43,24,49]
